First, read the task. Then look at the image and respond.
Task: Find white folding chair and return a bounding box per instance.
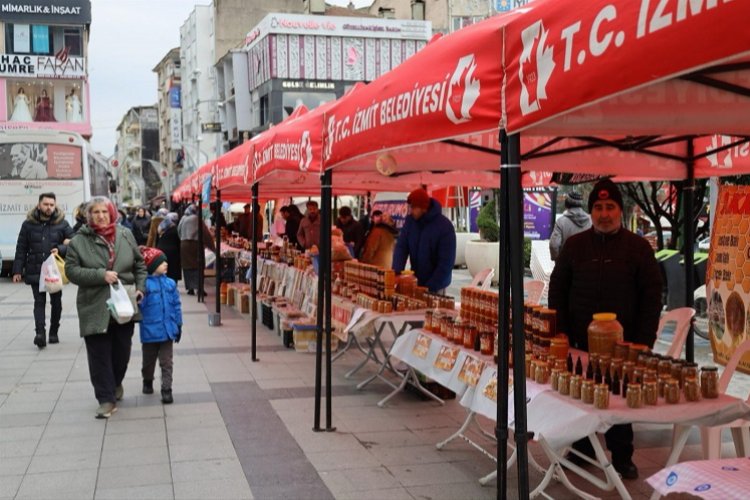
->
[655,307,696,358]
[469,268,495,290]
[523,279,546,305]
[696,338,750,459]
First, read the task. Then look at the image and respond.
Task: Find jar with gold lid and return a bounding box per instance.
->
[594,383,610,409]
[665,378,681,404]
[623,361,636,382]
[627,384,643,408]
[646,354,661,372]
[643,369,658,384]
[643,381,658,405]
[528,359,538,380]
[569,375,582,399]
[684,377,700,402]
[581,380,595,404]
[558,372,571,396]
[700,366,719,399]
[587,313,623,357]
[671,359,686,385]
[658,374,671,398]
[658,356,673,377]
[682,363,699,389]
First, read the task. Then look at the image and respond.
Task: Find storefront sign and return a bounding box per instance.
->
[707,184,750,374]
[523,189,555,240]
[0,0,91,25]
[0,54,84,78]
[244,13,431,49]
[169,108,182,149]
[281,80,335,91]
[371,199,409,230]
[201,122,222,133]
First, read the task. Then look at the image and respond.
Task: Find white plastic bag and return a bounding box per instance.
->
[204,248,216,268]
[106,279,135,324]
[39,254,64,294]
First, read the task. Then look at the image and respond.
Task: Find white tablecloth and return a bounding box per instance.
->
[647,457,750,499]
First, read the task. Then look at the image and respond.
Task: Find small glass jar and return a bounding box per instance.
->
[611,358,624,379]
[581,380,595,404]
[658,357,673,377]
[684,376,700,402]
[623,361,636,382]
[632,368,644,385]
[628,344,649,363]
[569,375,582,399]
[643,381,658,405]
[594,383,610,409]
[528,360,538,380]
[643,353,657,372]
[700,366,719,399]
[613,341,631,361]
[424,310,434,333]
[480,331,495,356]
[671,360,686,385]
[627,384,643,408]
[665,378,681,404]
[525,354,532,378]
[637,351,651,369]
[549,335,569,361]
[682,363,699,389]
[463,326,478,349]
[535,361,550,385]
[440,316,453,338]
[643,369,658,384]
[555,358,567,372]
[658,374,671,398]
[558,371,571,396]
[550,368,562,391]
[432,312,443,334]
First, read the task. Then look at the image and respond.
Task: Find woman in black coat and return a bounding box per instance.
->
[155,213,181,283]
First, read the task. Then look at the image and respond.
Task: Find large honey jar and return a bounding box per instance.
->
[587,313,623,357]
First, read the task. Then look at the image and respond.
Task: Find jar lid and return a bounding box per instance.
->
[592,312,617,321]
[702,365,718,371]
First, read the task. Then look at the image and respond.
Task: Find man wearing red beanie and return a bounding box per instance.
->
[393,188,456,293]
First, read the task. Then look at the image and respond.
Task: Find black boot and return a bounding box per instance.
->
[48,325,59,344]
[143,380,154,394]
[161,389,173,404]
[186,289,195,296]
[33,331,46,349]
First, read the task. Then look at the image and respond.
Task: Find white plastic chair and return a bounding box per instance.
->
[524,279,546,305]
[696,338,750,459]
[469,268,495,291]
[656,307,696,359]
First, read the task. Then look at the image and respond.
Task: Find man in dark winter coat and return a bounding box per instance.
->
[12,193,74,348]
[549,191,591,260]
[393,189,456,293]
[548,178,662,480]
[130,207,151,245]
[335,206,365,257]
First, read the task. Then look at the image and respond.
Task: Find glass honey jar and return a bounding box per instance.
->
[569,375,582,399]
[627,384,643,408]
[665,378,681,404]
[558,371,571,396]
[700,366,719,399]
[684,376,700,402]
[581,380,595,404]
[594,383,610,409]
[643,381,658,405]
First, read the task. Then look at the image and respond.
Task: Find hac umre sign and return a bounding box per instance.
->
[707,184,750,374]
[0,0,91,25]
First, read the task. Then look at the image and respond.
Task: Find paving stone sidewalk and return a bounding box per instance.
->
[0,275,747,500]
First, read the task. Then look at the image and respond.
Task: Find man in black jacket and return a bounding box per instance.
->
[548,179,662,480]
[12,193,74,348]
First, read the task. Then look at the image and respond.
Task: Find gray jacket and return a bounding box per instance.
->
[549,207,592,260]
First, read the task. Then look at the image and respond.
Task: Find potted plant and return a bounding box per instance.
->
[465,198,500,284]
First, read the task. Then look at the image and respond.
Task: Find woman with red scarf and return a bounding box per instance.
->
[65,197,147,419]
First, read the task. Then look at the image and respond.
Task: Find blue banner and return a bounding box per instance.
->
[202,175,212,205]
[372,200,409,230]
[169,86,181,108]
[31,25,49,54]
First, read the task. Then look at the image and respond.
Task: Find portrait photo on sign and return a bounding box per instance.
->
[0,143,48,180]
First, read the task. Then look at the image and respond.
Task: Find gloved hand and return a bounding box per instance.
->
[175,326,182,343]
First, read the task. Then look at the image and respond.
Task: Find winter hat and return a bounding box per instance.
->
[140,246,168,274]
[565,191,584,209]
[407,188,431,210]
[588,179,623,212]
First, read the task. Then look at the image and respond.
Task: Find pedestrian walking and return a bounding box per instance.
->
[130,207,151,245]
[65,196,147,419]
[177,205,215,295]
[138,246,182,404]
[549,191,592,261]
[12,192,74,348]
[156,212,181,283]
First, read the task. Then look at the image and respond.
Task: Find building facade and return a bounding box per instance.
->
[240,13,432,138]
[152,48,183,188]
[114,106,160,206]
[0,0,91,136]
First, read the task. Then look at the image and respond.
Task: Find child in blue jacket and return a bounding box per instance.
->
[139,246,182,404]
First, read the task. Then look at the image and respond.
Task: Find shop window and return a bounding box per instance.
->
[63,28,83,56]
[282,91,335,118]
[6,80,85,124]
[259,94,269,126]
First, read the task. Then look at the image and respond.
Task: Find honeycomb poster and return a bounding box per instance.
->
[707,184,750,373]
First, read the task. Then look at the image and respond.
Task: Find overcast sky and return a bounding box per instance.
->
[88,0,370,157]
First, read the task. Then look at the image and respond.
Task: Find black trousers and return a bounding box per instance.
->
[30,285,62,335]
[573,424,634,464]
[84,321,134,404]
[141,341,174,390]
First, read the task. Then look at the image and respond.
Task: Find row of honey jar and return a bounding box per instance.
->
[424,310,497,356]
[460,288,499,323]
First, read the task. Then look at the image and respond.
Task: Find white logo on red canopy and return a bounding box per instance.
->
[706,135,733,169]
[446,54,480,125]
[299,131,313,171]
[519,20,555,116]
